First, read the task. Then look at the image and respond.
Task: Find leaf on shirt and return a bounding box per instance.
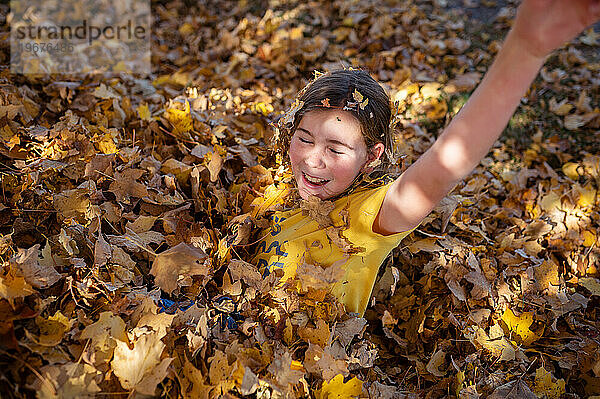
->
[296,261,345,292]
[300,195,335,228]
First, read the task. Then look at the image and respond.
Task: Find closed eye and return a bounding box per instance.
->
[299,137,313,144]
[329,148,343,154]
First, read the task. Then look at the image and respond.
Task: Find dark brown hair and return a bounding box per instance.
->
[275,69,395,169]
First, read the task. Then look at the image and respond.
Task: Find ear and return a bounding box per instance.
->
[362,143,385,173]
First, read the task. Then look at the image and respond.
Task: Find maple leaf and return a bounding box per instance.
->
[34,362,102,399]
[0,267,35,304]
[300,195,335,228]
[10,244,61,289]
[31,311,73,347]
[164,100,193,134]
[488,379,537,399]
[150,243,211,294]
[112,332,173,396]
[315,374,363,399]
[268,351,304,389]
[533,367,566,399]
[80,311,128,350]
[208,350,236,395]
[500,308,542,346]
[108,168,149,203]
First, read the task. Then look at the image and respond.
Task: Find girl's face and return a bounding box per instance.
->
[289,109,384,200]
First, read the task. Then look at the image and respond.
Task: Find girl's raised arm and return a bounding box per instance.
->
[374,0,600,235]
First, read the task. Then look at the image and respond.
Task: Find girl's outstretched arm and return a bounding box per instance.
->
[374,0,600,235]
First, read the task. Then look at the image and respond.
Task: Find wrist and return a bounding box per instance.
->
[503,28,551,62]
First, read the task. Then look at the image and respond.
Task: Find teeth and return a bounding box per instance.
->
[304,173,328,184]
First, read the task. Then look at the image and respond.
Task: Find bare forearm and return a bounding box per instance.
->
[430,31,546,184]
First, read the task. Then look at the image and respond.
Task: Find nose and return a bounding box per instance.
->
[304,145,326,169]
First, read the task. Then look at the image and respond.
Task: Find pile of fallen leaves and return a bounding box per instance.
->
[0,0,599,397]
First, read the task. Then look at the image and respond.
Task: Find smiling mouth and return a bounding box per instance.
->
[302,172,330,186]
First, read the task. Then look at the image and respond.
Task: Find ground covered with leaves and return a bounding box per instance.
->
[0,0,599,397]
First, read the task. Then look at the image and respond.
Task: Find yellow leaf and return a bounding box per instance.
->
[179,22,194,36]
[98,133,118,155]
[112,332,173,396]
[217,237,231,265]
[137,104,152,121]
[352,89,364,103]
[113,60,129,73]
[35,311,73,346]
[0,268,35,302]
[583,230,597,247]
[316,374,363,399]
[562,162,580,180]
[80,311,128,349]
[455,371,466,397]
[250,183,291,218]
[540,191,561,214]
[579,277,600,296]
[549,97,573,116]
[165,101,193,134]
[254,102,274,115]
[534,367,565,399]
[576,183,597,208]
[501,308,541,346]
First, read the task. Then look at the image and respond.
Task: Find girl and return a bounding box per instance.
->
[254,0,600,316]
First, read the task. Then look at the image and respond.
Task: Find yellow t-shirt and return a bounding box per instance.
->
[253,181,414,316]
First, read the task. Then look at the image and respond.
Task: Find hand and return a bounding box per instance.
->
[510,0,600,58]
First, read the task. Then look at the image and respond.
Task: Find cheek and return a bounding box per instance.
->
[288,140,301,167]
[331,157,363,181]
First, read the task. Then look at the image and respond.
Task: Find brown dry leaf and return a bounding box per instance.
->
[489,379,536,399]
[181,357,212,399]
[579,278,600,296]
[0,267,35,302]
[268,350,304,388]
[549,97,574,116]
[228,259,264,290]
[10,244,61,289]
[296,261,345,292]
[94,230,112,268]
[316,346,350,381]
[109,168,149,203]
[34,362,102,399]
[206,149,224,183]
[208,350,236,395]
[80,311,128,349]
[150,242,211,294]
[533,260,560,291]
[53,186,93,224]
[426,348,447,377]
[333,317,367,348]
[300,196,335,228]
[112,332,173,396]
[298,319,331,347]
